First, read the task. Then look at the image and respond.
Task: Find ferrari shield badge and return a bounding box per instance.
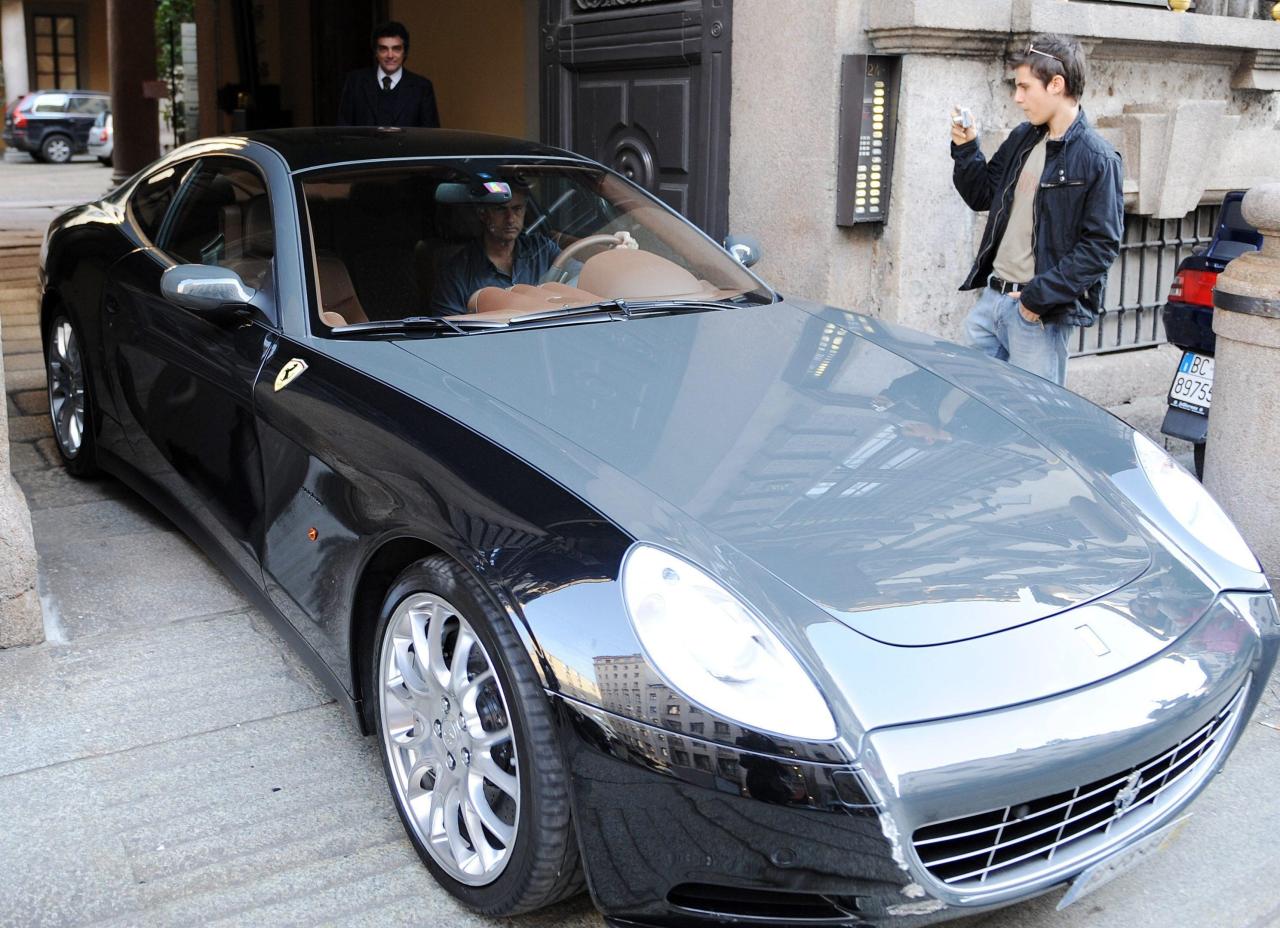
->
[274,358,308,392]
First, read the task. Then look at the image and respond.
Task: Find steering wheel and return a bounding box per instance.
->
[549,233,631,273]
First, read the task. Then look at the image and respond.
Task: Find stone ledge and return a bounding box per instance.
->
[868,0,1280,60]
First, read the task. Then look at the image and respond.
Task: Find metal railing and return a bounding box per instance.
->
[1072,204,1220,357]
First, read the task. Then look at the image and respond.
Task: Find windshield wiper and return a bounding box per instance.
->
[503,298,734,327]
[329,315,476,337]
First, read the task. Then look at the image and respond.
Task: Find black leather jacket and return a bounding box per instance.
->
[951,108,1124,326]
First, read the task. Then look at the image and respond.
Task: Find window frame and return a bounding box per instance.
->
[30,13,80,90]
[136,153,281,328]
[127,158,200,248]
[159,157,270,258]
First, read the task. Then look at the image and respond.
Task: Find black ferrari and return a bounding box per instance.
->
[38,128,1277,926]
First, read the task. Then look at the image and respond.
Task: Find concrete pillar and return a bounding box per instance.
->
[108,0,159,183]
[1,0,30,109]
[0,316,42,649]
[1204,183,1280,575]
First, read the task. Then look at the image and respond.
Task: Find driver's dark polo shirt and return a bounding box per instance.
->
[429,234,561,316]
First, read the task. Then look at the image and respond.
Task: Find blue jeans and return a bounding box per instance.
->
[964,286,1071,386]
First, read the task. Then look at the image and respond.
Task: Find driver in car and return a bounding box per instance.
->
[429,187,560,316]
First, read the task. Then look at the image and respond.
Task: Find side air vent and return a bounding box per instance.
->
[667,883,865,924]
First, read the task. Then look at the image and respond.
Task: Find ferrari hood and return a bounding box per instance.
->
[396,300,1152,646]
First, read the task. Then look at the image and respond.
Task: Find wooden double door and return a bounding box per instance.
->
[538,0,733,242]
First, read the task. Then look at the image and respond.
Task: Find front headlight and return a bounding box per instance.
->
[1133,433,1260,573]
[620,544,836,740]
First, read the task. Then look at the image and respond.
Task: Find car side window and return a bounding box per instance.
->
[32,93,68,113]
[68,95,108,115]
[161,159,274,290]
[129,162,192,245]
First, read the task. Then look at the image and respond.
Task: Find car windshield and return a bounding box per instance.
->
[298,159,772,333]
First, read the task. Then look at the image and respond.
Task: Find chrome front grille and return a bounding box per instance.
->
[912,682,1248,892]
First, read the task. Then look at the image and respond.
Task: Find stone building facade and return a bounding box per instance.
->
[729,0,1279,428]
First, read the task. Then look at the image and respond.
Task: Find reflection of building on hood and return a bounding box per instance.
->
[735,730,806,804]
[875,368,1001,445]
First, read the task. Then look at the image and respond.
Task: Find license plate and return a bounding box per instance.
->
[1167,352,1214,415]
[1057,814,1191,910]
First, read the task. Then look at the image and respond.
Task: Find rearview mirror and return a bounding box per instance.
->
[725,234,762,268]
[435,180,513,205]
[161,264,256,315]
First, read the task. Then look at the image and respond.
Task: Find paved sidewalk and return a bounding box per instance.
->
[2,161,1277,928]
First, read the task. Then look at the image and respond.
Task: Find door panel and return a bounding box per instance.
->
[540,0,731,241]
[104,156,280,585]
[105,247,272,584]
[575,70,693,215]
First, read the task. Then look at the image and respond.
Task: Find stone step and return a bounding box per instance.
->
[3,351,42,373]
[10,462,131,511]
[4,366,45,391]
[1,337,41,355]
[6,414,51,441]
[11,389,47,415]
[0,305,39,324]
[6,439,56,474]
[1,322,38,342]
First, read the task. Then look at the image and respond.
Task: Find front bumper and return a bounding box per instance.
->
[556,591,1277,927]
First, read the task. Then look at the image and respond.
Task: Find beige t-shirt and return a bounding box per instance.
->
[992,136,1048,286]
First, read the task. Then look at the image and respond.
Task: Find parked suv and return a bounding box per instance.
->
[3,90,110,163]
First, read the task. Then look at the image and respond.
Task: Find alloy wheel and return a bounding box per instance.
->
[47,318,85,458]
[378,592,521,885]
[43,137,72,163]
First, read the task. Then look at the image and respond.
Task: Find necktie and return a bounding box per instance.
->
[382,75,392,91]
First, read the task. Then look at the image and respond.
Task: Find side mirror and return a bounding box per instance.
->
[161,264,256,315]
[724,234,762,268]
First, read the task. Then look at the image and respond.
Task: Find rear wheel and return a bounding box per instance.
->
[46,314,99,477]
[40,133,73,164]
[373,555,583,915]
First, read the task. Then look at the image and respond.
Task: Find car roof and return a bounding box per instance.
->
[30,89,109,96]
[237,127,587,173]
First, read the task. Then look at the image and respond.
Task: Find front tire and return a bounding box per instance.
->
[46,313,99,477]
[373,555,583,915]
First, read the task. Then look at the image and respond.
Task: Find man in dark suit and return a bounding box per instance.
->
[337,21,441,128]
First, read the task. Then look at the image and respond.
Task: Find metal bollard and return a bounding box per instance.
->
[1204,183,1280,577]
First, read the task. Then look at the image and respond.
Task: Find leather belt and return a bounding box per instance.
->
[988,275,1025,295]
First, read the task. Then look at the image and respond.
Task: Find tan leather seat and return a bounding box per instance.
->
[226,195,273,289]
[316,255,369,326]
